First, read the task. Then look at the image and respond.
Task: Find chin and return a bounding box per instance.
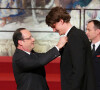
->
[88,37,91,40]
[59,33,63,36]
[59,33,61,35]
[32,46,34,48]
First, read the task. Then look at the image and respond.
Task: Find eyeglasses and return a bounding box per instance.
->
[22,36,33,40]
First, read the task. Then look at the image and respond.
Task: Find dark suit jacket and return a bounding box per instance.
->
[12,47,60,90]
[60,26,95,90]
[93,45,100,90]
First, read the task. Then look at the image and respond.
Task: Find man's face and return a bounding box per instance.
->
[20,30,35,52]
[86,22,98,41]
[51,20,65,36]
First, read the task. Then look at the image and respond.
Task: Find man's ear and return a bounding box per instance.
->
[96,29,100,35]
[60,19,64,23]
[18,40,23,46]
[60,19,64,25]
[98,29,100,34]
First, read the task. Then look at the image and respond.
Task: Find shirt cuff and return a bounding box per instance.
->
[55,46,59,51]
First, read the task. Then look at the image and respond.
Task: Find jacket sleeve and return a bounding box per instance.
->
[14,47,60,71]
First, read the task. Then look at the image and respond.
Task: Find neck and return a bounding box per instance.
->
[92,36,100,44]
[64,22,72,34]
[17,46,31,53]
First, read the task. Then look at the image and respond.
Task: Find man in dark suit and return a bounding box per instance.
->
[86,20,100,90]
[46,6,95,90]
[12,28,67,90]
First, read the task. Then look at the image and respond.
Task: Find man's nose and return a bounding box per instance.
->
[85,31,88,35]
[32,37,35,41]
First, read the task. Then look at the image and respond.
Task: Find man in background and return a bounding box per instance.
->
[86,20,100,90]
[12,28,67,90]
[46,6,95,90]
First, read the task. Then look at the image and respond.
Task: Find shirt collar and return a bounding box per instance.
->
[91,41,100,51]
[64,26,73,36]
[24,51,31,55]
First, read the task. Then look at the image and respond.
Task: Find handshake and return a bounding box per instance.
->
[56,36,68,50]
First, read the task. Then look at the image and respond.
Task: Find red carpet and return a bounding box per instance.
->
[0,56,61,90]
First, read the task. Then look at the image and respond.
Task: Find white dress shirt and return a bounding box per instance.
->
[64,26,72,36]
[91,41,100,51]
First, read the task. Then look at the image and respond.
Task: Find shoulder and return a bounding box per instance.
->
[69,26,87,39]
[13,49,29,61]
[68,26,90,46]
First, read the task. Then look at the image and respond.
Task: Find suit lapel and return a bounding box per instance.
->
[60,26,76,54]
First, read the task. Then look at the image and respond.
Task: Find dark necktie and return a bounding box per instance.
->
[92,44,95,55]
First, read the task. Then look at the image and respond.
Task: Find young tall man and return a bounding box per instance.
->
[46,6,95,90]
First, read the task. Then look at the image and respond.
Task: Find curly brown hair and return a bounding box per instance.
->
[46,6,71,27]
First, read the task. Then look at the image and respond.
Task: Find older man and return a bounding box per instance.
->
[12,28,67,90]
